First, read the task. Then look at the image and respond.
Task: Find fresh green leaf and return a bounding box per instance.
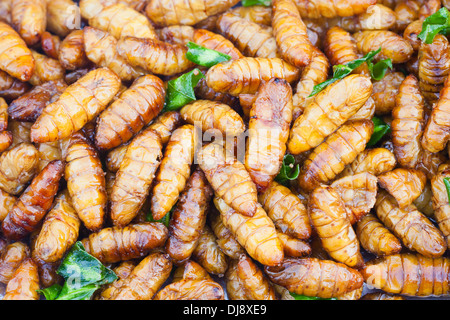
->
[367,58,393,81]
[443,177,450,205]
[367,116,391,146]
[275,154,300,186]
[418,7,450,44]
[37,284,62,300]
[186,42,231,68]
[55,283,100,300]
[290,292,337,300]
[164,68,205,111]
[241,0,271,6]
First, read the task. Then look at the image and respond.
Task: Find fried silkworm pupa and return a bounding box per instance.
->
[217,11,278,59]
[258,181,311,240]
[308,186,364,268]
[205,57,301,96]
[0,143,39,195]
[172,260,211,283]
[45,0,79,37]
[360,292,406,300]
[65,136,107,232]
[362,253,450,297]
[145,0,240,26]
[87,3,157,40]
[413,181,434,217]
[378,168,427,208]
[0,21,34,82]
[110,128,163,227]
[95,74,165,151]
[375,191,447,258]
[330,172,378,224]
[288,74,372,155]
[292,47,329,119]
[1,160,64,240]
[422,75,450,153]
[109,252,172,300]
[293,0,376,19]
[2,258,39,300]
[83,27,145,82]
[30,67,121,143]
[264,257,364,299]
[0,0,11,24]
[154,279,225,300]
[418,34,450,104]
[339,147,396,177]
[193,28,243,60]
[198,142,258,217]
[41,31,61,59]
[191,225,228,276]
[32,190,80,263]
[37,141,62,172]
[97,260,136,300]
[166,169,213,265]
[81,222,168,264]
[214,197,284,267]
[298,120,374,192]
[277,231,311,257]
[431,165,450,247]
[403,19,423,52]
[0,70,30,101]
[209,209,245,260]
[0,189,16,223]
[156,25,195,45]
[79,0,147,20]
[356,213,402,256]
[272,0,314,67]
[28,50,65,87]
[0,131,12,153]
[228,5,272,25]
[0,98,8,131]
[180,100,245,137]
[58,30,90,71]
[147,111,183,145]
[353,30,413,64]
[373,70,408,115]
[117,36,194,76]
[245,78,293,192]
[8,79,67,122]
[151,125,198,221]
[11,0,46,46]
[0,241,30,284]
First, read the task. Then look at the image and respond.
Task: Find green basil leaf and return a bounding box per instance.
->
[275,154,300,186]
[55,283,100,301]
[290,292,337,300]
[367,58,393,81]
[241,0,271,6]
[367,116,390,146]
[186,42,231,68]
[418,7,450,44]
[37,284,62,300]
[443,177,450,205]
[164,68,205,111]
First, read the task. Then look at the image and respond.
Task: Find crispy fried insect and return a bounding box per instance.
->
[0,98,8,131]
[413,181,434,217]
[58,30,90,71]
[109,252,172,300]
[361,292,406,300]
[0,70,30,101]
[0,21,35,82]
[403,19,423,52]
[8,80,67,122]
[298,120,374,192]
[0,189,16,223]
[308,186,364,268]
[11,0,46,46]
[32,190,80,263]
[95,75,165,151]
[41,31,61,60]
[97,260,136,300]
[166,169,213,265]
[156,25,195,45]
[2,258,39,300]
[288,75,372,155]
[147,111,183,144]
[194,29,243,60]
[340,147,396,177]
[28,50,65,87]
[46,0,79,37]
[82,222,168,264]
[151,125,198,221]
[277,231,311,257]
[83,27,145,82]
[0,143,39,195]
[198,142,258,217]
[0,131,12,152]
[145,0,240,27]
[217,11,278,59]
[0,241,30,284]
[292,48,329,119]
[86,3,157,40]
[373,71,407,115]
[259,181,311,240]
[180,100,245,137]
[0,0,11,23]
[214,196,284,267]
[264,257,364,298]
[418,34,450,103]
[205,57,301,96]
[375,190,447,258]
[293,0,376,18]
[362,253,450,296]
[330,172,378,224]
[1,160,63,240]
[272,0,314,68]
[79,0,148,19]
[195,78,240,109]
[378,168,427,208]
[7,121,32,148]
[209,209,245,259]
[431,165,450,247]
[36,141,62,172]
[356,213,402,256]
[348,96,375,121]
[337,287,364,300]
[172,260,211,282]
[110,128,163,227]
[117,36,195,76]
[245,78,293,192]
[30,67,121,143]
[228,5,272,26]
[354,30,413,64]
[154,279,225,300]
[394,0,420,32]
